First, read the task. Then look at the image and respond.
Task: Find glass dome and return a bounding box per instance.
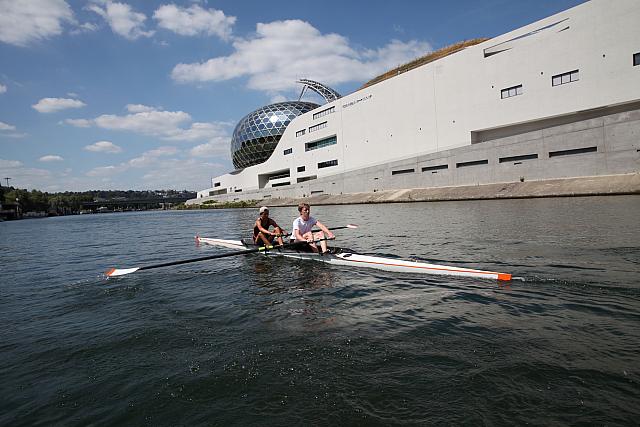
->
[231,101,319,169]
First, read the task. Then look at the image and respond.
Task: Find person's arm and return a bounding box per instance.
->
[315,220,335,239]
[270,219,285,235]
[256,219,273,235]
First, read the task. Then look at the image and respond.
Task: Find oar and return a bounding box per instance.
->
[313,223,358,232]
[274,224,357,237]
[105,237,335,278]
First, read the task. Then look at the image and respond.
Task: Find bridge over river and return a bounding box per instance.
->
[81,195,194,211]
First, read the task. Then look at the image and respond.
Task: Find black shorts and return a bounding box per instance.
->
[254,234,275,245]
[290,239,316,252]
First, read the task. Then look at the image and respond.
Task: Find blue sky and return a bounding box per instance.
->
[0,0,586,192]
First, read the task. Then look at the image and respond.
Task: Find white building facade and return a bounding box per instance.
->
[196,0,640,202]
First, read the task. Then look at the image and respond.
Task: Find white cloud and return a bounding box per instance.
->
[3,133,28,138]
[128,146,179,167]
[69,21,98,35]
[74,106,231,142]
[0,84,6,93]
[84,140,122,153]
[86,164,121,177]
[153,4,235,40]
[0,121,16,131]
[190,136,228,158]
[163,121,229,142]
[126,103,157,113]
[33,97,86,113]
[64,118,92,127]
[87,1,154,40]
[94,110,191,136]
[171,19,432,93]
[0,158,23,168]
[0,0,74,46]
[39,155,64,162]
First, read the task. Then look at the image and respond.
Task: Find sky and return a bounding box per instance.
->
[0,0,586,192]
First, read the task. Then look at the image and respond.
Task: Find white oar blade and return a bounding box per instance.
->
[346,224,358,229]
[105,267,140,277]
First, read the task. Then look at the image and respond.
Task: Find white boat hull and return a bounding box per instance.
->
[196,237,512,281]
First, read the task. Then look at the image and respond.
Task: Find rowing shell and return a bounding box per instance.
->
[196,237,512,281]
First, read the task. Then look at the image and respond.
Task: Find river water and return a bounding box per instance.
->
[1,196,639,425]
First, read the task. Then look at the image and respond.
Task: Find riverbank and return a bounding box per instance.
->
[188,173,640,208]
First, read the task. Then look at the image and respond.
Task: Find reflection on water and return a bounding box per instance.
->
[1,196,639,425]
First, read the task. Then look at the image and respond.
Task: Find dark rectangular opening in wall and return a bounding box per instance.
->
[549,146,597,157]
[263,195,271,198]
[269,171,290,180]
[271,181,290,187]
[234,189,242,192]
[421,164,448,172]
[213,182,220,187]
[499,153,538,163]
[306,135,337,151]
[297,175,317,183]
[318,159,338,169]
[310,190,324,195]
[208,188,227,196]
[634,52,640,66]
[456,159,488,168]
[552,69,579,86]
[391,168,415,175]
[297,166,305,172]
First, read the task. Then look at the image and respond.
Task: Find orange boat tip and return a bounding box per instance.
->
[497,273,512,281]
[105,268,115,277]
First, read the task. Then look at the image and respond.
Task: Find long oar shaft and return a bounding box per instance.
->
[312,223,358,233]
[107,244,277,277]
[106,237,335,277]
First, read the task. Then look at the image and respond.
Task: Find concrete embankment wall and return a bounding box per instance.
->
[258,174,640,207]
[188,105,640,206]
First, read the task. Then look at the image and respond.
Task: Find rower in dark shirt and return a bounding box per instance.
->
[253,206,285,246]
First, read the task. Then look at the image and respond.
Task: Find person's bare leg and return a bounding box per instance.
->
[258,232,271,246]
[315,231,327,253]
[274,227,284,245]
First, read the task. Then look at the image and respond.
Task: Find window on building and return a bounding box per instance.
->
[313,106,335,120]
[297,175,316,183]
[296,129,306,137]
[456,159,488,168]
[499,153,538,163]
[548,146,597,157]
[305,136,337,151]
[552,69,579,86]
[318,159,338,169]
[634,52,640,66]
[272,182,290,187]
[309,121,327,133]
[391,168,415,175]
[421,164,448,172]
[213,182,221,187]
[501,84,523,99]
[297,166,306,172]
[268,171,290,180]
[283,148,292,155]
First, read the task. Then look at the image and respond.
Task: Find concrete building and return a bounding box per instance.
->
[193,0,640,203]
